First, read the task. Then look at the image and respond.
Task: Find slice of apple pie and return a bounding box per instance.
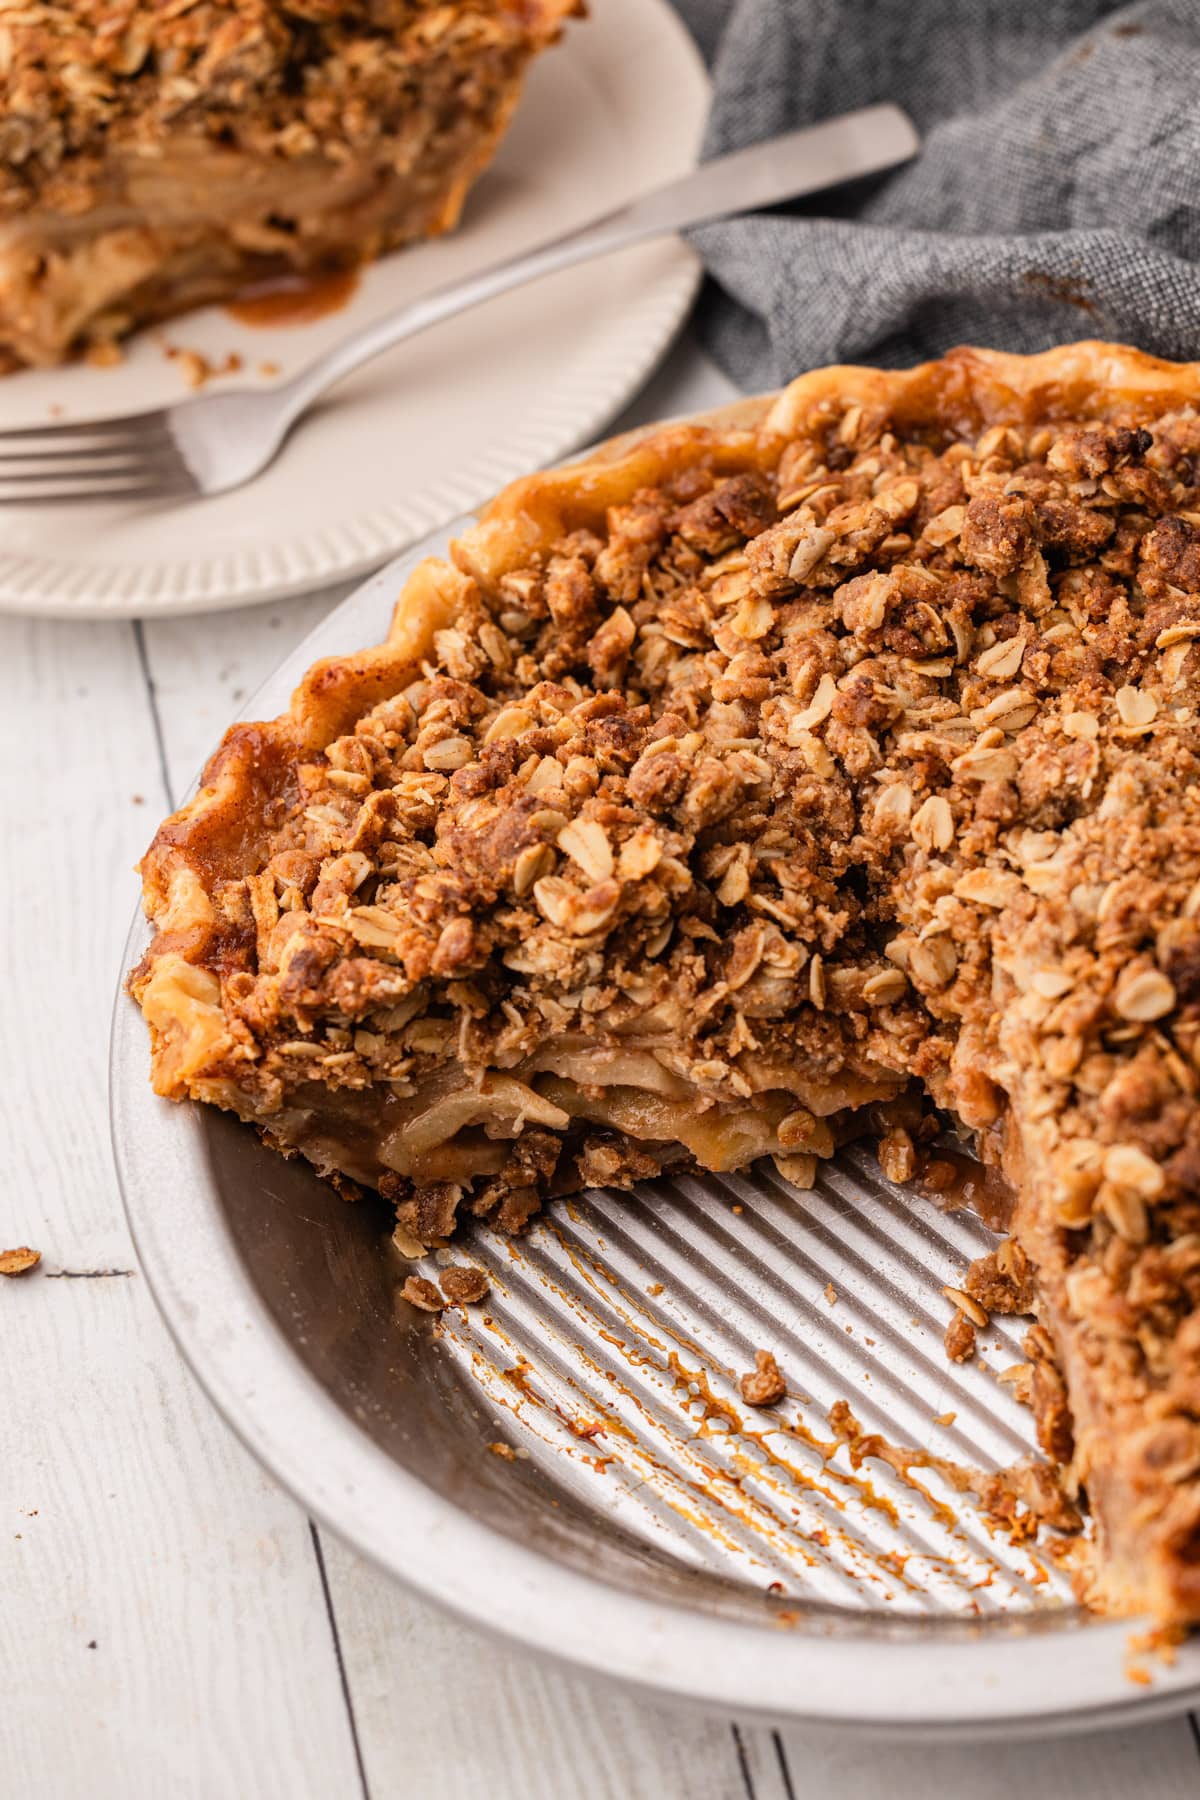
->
[133,341,1200,1623]
[0,0,577,371]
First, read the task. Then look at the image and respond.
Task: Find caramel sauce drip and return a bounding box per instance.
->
[226,268,359,328]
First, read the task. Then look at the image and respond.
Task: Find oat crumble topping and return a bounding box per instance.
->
[174,405,1200,1226]
[0,1,565,196]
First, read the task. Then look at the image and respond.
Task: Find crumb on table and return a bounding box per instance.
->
[0,1247,40,1276]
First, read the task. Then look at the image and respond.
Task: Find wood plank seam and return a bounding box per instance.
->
[42,1269,136,1279]
[309,1524,371,1800]
[731,1723,757,1800]
[771,1731,797,1800]
[4,610,369,1795]
[132,620,174,805]
[131,612,371,1797]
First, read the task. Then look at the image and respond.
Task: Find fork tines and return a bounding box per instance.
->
[0,409,195,502]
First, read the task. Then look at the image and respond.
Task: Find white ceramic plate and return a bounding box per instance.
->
[0,0,706,620]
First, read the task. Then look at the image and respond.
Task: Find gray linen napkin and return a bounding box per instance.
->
[674,0,1200,389]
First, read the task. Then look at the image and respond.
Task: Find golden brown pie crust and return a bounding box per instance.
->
[133,341,1200,1624]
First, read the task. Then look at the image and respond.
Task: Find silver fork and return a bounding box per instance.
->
[0,105,917,505]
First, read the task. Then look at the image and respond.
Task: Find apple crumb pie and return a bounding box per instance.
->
[0,0,577,370]
[133,341,1200,1624]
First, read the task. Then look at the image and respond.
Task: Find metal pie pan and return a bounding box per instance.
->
[112,524,1200,1738]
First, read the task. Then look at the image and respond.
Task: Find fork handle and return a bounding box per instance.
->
[276,105,917,427]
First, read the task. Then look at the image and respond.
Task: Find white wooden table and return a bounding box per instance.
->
[7,331,1200,1799]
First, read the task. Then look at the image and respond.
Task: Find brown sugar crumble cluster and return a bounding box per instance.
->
[0,0,576,368]
[131,345,1200,1619]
